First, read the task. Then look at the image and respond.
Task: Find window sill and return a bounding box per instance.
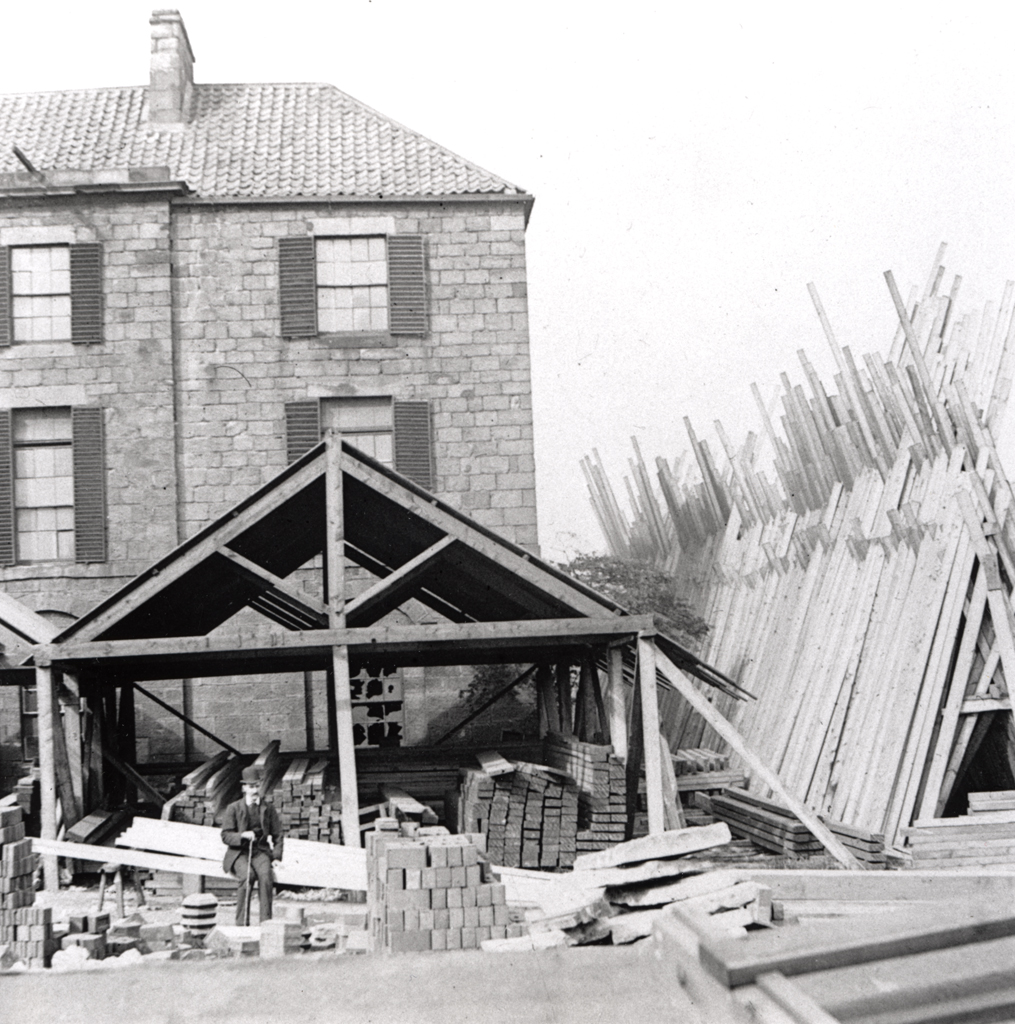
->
[320,332,400,350]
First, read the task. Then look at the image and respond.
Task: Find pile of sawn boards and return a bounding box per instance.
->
[903,810,1015,868]
[704,788,885,867]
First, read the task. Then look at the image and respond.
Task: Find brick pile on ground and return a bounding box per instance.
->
[367,830,523,952]
[0,806,56,968]
[543,733,628,854]
[454,763,580,868]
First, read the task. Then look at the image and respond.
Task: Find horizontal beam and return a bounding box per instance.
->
[962,697,1012,714]
[36,616,654,679]
[33,837,231,878]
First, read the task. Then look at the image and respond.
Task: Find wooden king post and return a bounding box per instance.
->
[325,431,360,847]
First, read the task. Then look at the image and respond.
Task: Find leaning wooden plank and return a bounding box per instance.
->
[475,751,515,777]
[572,821,731,871]
[653,647,864,870]
[181,750,231,792]
[35,837,231,878]
[697,903,1015,988]
[607,868,745,908]
[381,784,429,818]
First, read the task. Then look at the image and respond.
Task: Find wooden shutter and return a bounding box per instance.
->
[387,236,426,335]
[285,401,322,463]
[0,410,13,564]
[0,248,10,347]
[393,401,433,490]
[278,237,318,338]
[71,406,107,563]
[70,243,103,343]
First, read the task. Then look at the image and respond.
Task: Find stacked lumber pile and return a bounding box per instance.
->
[168,746,343,845]
[487,822,764,950]
[169,752,244,826]
[704,789,886,866]
[0,808,56,968]
[651,889,1015,1023]
[275,758,342,843]
[367,831,522,952]
[903,811,1015,868]
[674,749,729,774]
[969,789,1015,813]
[454,762,581,868]
[585,251,1015,848]
[543,733,628,853]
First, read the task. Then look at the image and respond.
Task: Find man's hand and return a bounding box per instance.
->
[241,830,256,841]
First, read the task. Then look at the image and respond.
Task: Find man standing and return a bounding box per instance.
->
[221,766,284,925]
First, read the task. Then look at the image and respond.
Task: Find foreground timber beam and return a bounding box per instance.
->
[639,637,665,834]
[36,665,59,891]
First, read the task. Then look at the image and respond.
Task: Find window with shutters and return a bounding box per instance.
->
[278,234,426,340]
[285,397,434,490]
[0,243,103,345]
[0,406,107,565]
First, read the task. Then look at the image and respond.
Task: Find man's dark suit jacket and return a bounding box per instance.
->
[220,798,284,875]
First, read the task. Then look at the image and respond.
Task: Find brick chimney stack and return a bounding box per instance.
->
[148,9,195,125]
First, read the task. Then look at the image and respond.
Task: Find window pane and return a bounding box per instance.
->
[373,433,393,466]
[321,397,392,432]
[318,305,353,333]
[13,408,72,443]
[315,237,387,329]
[11,246,70,295]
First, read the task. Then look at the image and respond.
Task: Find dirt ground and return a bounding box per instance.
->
[1,945,702,1024]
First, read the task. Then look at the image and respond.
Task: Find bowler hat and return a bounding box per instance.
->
[241,766,261,785]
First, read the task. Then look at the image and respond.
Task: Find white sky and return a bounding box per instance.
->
[4,2,1015,561]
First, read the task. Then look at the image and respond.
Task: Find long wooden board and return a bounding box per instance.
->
[697,904,1015,987]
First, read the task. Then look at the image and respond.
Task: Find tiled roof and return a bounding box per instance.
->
[0,84,522,198]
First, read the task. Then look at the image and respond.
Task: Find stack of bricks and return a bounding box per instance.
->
[61,911,111,960]
[543,733,629,853]
[367,832,522,952]
[455,763,580,868]
[1,807,56,968]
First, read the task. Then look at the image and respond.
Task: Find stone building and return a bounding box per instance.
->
[0,10,538,788]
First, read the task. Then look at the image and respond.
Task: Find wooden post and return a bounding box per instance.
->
[536,664,557,735]
[638,636,665,835]
[58,674,84,816]
[555,661,573,737]
[36,665,59,891]
[118,683,137,804]
[325,430,360,847]
[607,646,628,762]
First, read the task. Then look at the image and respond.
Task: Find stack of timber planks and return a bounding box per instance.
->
[706,789,886,866]
[674,749,730,774]
[969,788,1015,813]
[585,250,1015,849]
[454,762,581,869]
[168,746,343,845]
[903,811,1015,868]
[543,733,629,853]
[0,807,56,968]
[367,831,521,952]
[653,888,1015,1023]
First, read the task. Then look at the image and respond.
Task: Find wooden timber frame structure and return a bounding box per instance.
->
[2,433,867,889]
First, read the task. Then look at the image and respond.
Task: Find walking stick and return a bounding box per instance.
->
[243,840,253,927]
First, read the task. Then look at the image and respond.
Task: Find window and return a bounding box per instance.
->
[317,237,389,333]
[278,235,425,339]
[321,397,394,466]
[0,406,107,564]
[13,408,74,561]
[11,246,71,342]
[285,398,434,490]
[0,243,103,345]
